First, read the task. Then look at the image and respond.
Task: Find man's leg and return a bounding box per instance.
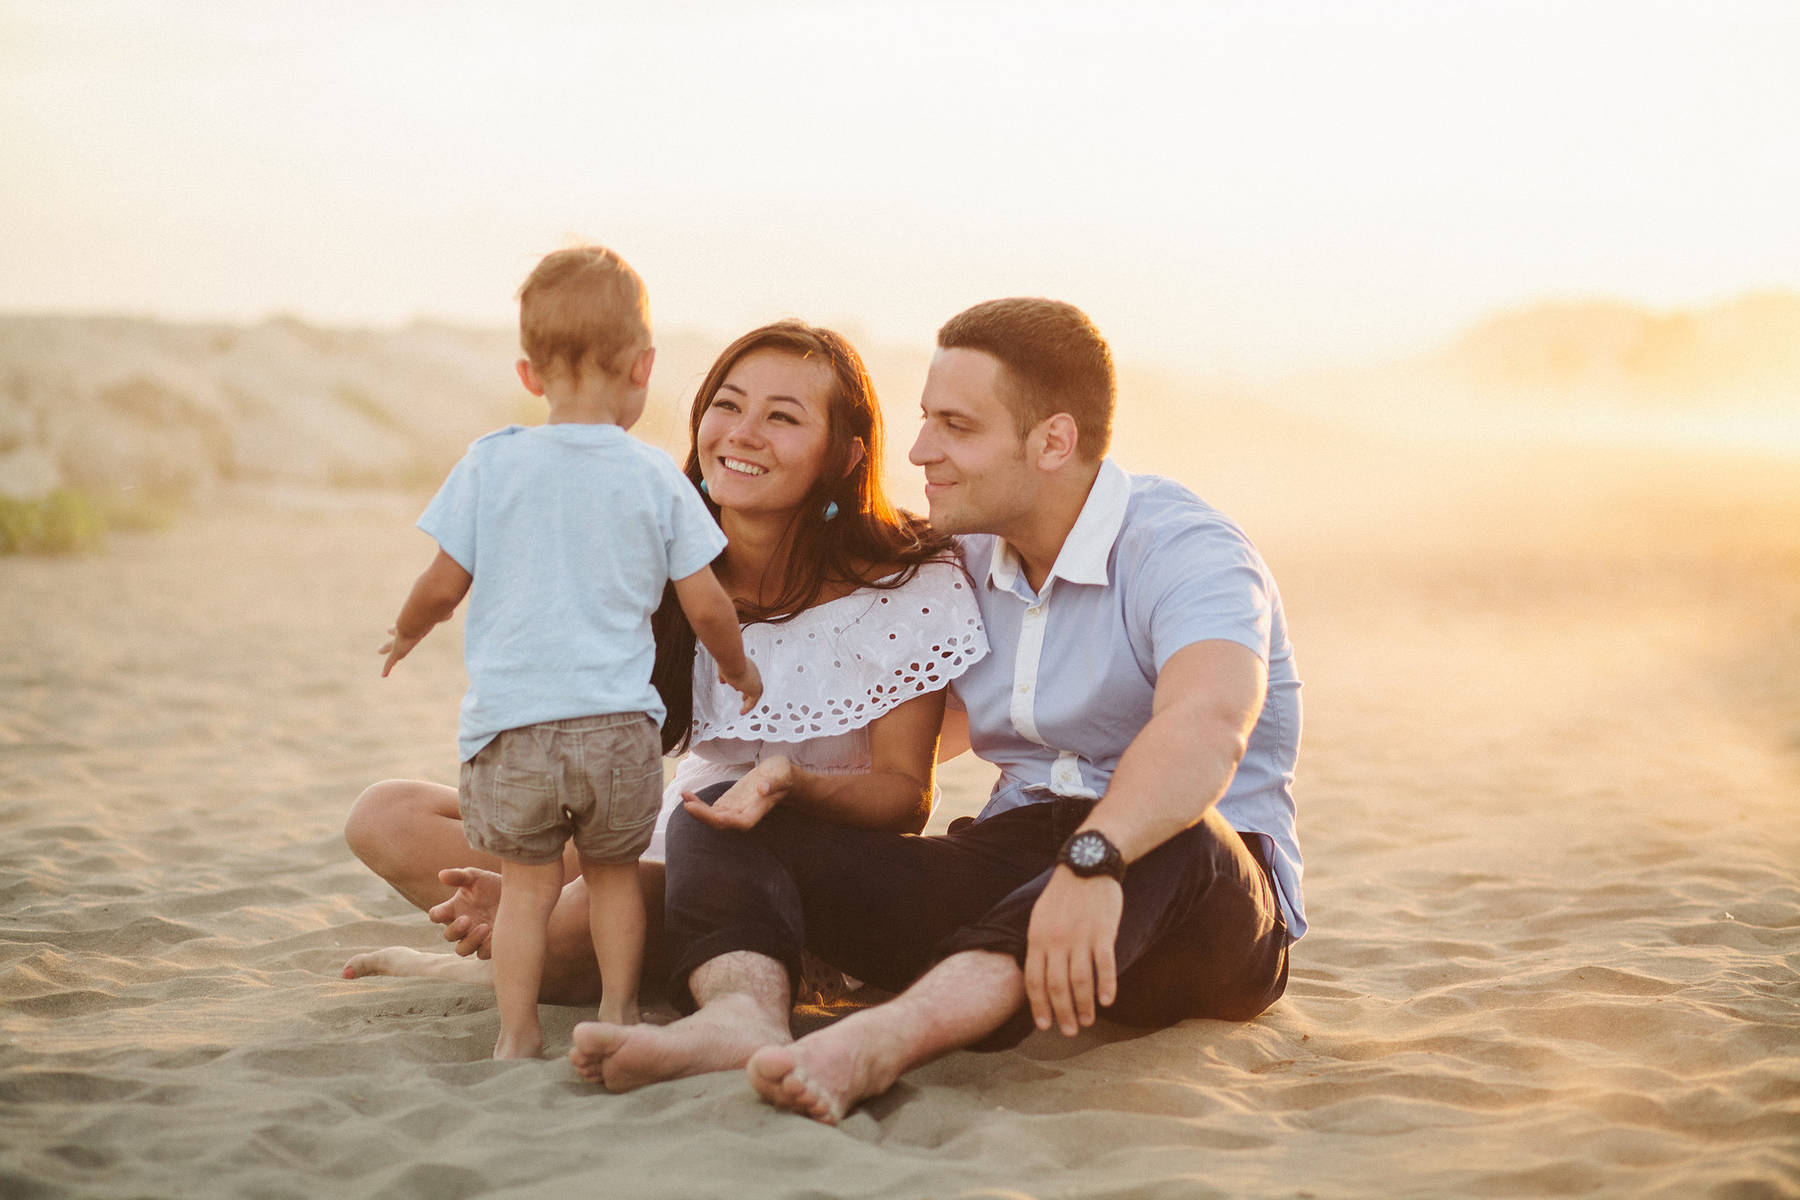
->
[747,949,1023,1124]
[569,949,791,1091]
[577,792,1057,1092]
[663,794,1059,1008]
[935,803,1289,1040]
[749,803,1290,1123]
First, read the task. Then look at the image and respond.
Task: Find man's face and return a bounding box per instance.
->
[908,348,1039,538]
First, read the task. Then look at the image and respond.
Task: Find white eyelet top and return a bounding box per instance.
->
[646,558,988,859]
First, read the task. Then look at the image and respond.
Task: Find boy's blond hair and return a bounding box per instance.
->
[517,245,650,380]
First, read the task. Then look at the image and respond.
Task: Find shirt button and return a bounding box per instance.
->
[1016,683,1030,694]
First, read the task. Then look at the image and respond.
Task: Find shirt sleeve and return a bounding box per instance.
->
[417,449,480,574]
[1125,518,1274,672]
[662,461,728,581]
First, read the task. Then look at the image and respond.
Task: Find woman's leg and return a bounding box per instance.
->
[343,777,669,1004]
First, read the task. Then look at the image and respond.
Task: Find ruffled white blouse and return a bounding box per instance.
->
[646,558,988,859]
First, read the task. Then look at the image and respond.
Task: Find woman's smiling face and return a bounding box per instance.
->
[695,348,837,517]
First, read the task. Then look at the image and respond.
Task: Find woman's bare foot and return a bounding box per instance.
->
[746,1020,897,1125]
[569,993,787,1092]
[342,946,495,984]
[428,867,502,958]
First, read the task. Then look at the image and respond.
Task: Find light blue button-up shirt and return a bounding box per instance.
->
[951,460,1306,938]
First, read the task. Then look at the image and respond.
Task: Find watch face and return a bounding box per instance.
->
[1069,833,1105,868]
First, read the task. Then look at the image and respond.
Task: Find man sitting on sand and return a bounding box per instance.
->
[568,297,1305,1123]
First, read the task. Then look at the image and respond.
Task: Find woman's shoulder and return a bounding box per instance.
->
[692,557,986,745]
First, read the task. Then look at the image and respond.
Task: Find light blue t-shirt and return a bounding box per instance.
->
[419,424,727,762]
[951,460,1306,938]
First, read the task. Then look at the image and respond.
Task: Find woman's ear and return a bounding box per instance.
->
[841,436,866,478]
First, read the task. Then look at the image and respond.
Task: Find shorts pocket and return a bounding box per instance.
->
[490,767,563,837]
[605,760,664,833]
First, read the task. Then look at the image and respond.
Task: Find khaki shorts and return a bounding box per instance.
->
[459,713,662,866]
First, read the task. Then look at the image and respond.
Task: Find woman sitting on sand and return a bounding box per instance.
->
[343,320,987,1008]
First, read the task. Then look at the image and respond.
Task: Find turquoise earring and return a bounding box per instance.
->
[699,478,709,496]
[823,500,840,521]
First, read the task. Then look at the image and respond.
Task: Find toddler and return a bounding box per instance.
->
[380,245,759,1058]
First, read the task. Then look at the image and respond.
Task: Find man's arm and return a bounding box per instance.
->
[1023,638,1266,1035]
[381,549,473,676]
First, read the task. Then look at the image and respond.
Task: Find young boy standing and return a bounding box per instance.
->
[380,245,760,1059]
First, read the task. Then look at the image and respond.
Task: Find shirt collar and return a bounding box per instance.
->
[987,459,1131,593]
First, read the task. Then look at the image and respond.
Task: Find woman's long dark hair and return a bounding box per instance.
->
[650,321,953,752]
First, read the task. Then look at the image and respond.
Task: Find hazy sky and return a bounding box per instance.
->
[3,0,1795,373]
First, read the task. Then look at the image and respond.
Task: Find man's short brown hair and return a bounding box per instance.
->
[936,297,1114,459]
[517,245,650,380]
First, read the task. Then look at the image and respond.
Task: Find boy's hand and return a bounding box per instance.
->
[379,626,425,676]
[721,658,762,714]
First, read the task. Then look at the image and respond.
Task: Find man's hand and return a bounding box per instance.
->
[1024,867,1123,1036]
[379,626,426,677]
[682,755,794,831]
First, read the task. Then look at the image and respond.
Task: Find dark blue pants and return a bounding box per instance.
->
[664,788,1290,1047]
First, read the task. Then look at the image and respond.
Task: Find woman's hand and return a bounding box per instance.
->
[682,755,795,831]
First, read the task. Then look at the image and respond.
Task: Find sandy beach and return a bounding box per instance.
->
[2,422,1797,1198]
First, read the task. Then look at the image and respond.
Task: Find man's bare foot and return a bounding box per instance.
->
[428,867,502,958]
[569,994,787,1092]
[342,946,495,984]
[746,1020,897,1125]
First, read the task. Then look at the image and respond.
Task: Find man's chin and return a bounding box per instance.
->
[923,500,968,534]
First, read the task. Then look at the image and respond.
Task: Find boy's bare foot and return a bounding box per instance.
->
[429,867,501,958]
[342,946,494,984]
[569,994,787,1092]
[746,1020,897,1125]
[493,1030,543,1060]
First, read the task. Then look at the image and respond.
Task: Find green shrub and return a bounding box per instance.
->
[0,488,108,554]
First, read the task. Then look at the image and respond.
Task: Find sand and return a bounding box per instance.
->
[2,428,1797,1199]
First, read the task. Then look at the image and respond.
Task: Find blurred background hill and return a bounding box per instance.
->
[1,290,1794,549]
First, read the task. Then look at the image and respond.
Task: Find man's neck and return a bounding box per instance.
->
[1006,461,1102,594]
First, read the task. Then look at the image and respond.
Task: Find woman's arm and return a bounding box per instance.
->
[685,687,946,835]
[936,703,970,763]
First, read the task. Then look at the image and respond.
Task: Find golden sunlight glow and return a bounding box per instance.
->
[1,1,1796,382]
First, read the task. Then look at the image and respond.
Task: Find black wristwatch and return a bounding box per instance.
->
[1057,829,1126,883]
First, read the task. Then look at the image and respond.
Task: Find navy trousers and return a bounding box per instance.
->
[663,787,1290,1047]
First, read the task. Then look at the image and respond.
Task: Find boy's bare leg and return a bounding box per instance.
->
[490,859,566,1059]
[747,949,1024,1124]
[569,950,791,1091]
[581,859,644,1026]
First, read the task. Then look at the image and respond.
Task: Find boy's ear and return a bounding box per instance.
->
[515,358,545,397]
[628,345,656,389]
[842,436,866,478]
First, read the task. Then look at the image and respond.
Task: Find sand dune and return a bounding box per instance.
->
[2,412,1797,1196]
